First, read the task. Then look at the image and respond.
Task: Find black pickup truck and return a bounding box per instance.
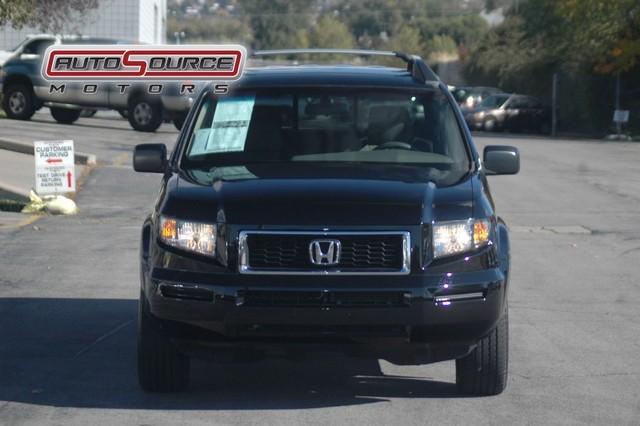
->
[133,49,520,396]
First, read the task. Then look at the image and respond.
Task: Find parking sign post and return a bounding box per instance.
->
[34,140,76,195]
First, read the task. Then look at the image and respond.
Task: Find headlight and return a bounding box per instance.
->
[432,219,490,259]
[159,215,216,257]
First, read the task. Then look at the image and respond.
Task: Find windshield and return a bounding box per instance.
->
[182,89,471,185]
[480,94,510,108]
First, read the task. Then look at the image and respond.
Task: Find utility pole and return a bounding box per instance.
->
[615,72,622,138]
[551,72,558,137]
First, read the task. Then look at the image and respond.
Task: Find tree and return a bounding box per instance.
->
[415,15,489,47]
[463,0,640,134]
[167,15,254,45]
[383,26,427,63]
[308,15,355,49]
[0,0,99,33]
[332,0,429,41]
[237,0,315,50]
[551,0,640,74]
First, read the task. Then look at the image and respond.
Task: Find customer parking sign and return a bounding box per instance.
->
[34,140,76,194]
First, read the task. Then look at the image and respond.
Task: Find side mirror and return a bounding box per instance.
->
[483,145,519,175]
[133,144,167,173]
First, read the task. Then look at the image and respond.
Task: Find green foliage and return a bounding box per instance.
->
[415,15,489,46]
[382,26,428,64]
[551,0,640,73]
[0,0,32,28]
[463,0,640,134]
[334,0,428,40]
[237,0,315,49]
[168,15,253,45]
[308,15,356,49]
[428,34,457,55]
[0,0,99,32]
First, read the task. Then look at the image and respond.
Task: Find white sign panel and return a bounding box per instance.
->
[613,110,629,124]
[34,140,75,194]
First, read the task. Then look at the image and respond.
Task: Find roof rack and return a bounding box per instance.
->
[251,49,439,83]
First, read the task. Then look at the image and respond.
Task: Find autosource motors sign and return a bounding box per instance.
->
[41,44,246,80]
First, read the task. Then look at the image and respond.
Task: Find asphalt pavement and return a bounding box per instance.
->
[0,115,639,425]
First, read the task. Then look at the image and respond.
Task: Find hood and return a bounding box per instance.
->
[0,50,14,66]
[462,106,493,114]
[160,164,473,226]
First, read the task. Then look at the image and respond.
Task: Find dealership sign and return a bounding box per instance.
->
[34,140,75,195]
[41,44,246,80]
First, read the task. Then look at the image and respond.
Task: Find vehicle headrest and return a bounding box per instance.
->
[367,105,410,145]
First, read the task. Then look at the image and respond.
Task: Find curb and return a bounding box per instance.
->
[0,183,29,202]
[0,137,97,165]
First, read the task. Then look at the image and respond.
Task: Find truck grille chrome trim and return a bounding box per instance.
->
[238,231,411,275]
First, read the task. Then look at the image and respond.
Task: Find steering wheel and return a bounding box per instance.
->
[373,141,413,151]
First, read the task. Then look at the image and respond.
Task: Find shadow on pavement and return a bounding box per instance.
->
[0,298,461,410]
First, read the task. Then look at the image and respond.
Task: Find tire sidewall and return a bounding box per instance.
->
[483,116,497,132]
[50,107,81,124]
[3,84,36,120]
[128,96,163,132]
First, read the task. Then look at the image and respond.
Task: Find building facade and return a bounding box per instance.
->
[0,0,166,50]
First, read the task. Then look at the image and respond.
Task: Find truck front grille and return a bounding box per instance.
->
[238,231,410,274]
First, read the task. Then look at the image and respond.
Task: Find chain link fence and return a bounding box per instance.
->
[551,71,639,138]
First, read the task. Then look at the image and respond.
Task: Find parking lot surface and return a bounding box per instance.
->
[1,115,639,425]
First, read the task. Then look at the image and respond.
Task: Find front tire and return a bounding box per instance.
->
[2,83,36,120]
[128,96,163,132]
[50,107,81,124]
[456,310,509,396]
[483,116,498,132]
[137,292,190,392]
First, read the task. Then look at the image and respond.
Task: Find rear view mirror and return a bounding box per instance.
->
[133,144,167,173]
[483,145,519,175]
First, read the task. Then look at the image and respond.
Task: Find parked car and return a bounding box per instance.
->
[133,49,519,395]
[452,86,503,109]
[0,35,197,131]
[463,93,551,134]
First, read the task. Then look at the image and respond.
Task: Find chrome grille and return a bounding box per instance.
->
[238,231,410,275]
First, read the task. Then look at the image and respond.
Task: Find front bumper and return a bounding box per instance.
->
[144,265,507,349]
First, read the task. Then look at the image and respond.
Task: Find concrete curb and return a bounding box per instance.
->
[0,183,29,202]
[0,138,97,165]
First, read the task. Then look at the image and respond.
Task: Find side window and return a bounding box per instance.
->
[527,97,543,108]
[507,97,527,109]
[22,39,54,55]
